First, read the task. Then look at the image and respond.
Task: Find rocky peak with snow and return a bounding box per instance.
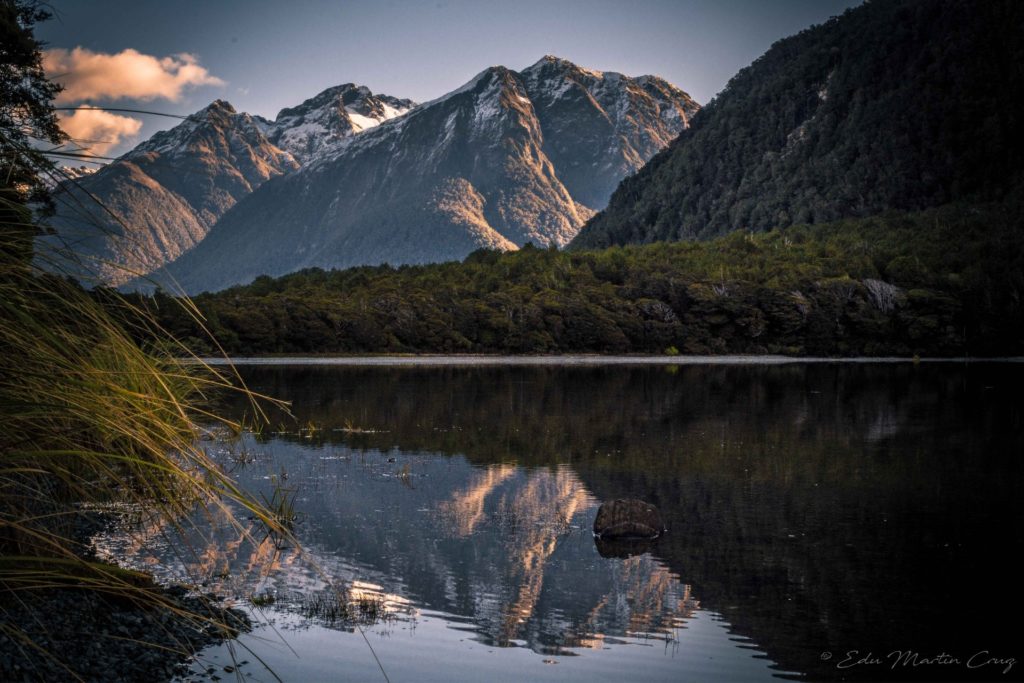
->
[257,84,416,162]
[47,56,700,292]
[128,100,288,165]
[152,57,700,293]
[118,99,298,226]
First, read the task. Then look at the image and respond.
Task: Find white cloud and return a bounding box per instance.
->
[58,107,144,155]
[43,47,225,103]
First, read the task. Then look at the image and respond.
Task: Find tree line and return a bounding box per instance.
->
[120,201,1023,357]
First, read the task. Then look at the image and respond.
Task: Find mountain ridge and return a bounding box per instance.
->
[255,83,416,163]
[44,99,299,283]
[43,84,415,284]
[144,57,698,293]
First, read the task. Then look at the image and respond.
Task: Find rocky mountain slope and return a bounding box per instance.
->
[154,57,697,293]
[45,100,299,284]
[44,85,415,285]
[572,0,1024,249]
[520,56,696,209]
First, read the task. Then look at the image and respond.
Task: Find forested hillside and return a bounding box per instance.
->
[573,0,1024,248]
[124,202,1023,357]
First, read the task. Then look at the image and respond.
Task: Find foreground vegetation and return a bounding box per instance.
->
[132,201,1023,357]
[0,258,284,676]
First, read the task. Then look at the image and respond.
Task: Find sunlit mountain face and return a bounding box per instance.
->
[44,57,698,292]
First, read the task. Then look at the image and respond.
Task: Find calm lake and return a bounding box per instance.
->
[97,360,1023,682]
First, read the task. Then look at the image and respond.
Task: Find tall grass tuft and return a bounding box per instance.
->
[0,192,292,672]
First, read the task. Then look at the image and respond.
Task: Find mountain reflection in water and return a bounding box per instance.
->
[95,362,1021,681]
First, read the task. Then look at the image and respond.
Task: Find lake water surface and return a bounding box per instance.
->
[98,360,1022,682]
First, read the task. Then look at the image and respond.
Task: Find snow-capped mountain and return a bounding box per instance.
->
[44,85,412,284]
[256,84,415,162]
[154,57,699,293]
[124,100,298,225]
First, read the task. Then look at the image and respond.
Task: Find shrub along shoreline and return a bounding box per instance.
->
[127,202,1023,359]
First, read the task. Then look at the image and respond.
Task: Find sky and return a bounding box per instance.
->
[36,0,861,161]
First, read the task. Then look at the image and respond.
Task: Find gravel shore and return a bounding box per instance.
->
[0,512,250,682]
[0,583,250,682]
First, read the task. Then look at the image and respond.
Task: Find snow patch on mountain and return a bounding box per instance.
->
[346,109,382,131]
[259,84,416,162]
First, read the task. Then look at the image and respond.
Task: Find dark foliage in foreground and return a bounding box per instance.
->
[127,202,1023,357]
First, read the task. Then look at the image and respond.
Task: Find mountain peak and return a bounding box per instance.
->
[531,54,574,68]
[261,82,416,162]
[202,99,237,115]
[524,55,603,79]
[274,83,358,120]
[130,99,250,158]
[468,66,512,86]
[274,83,415,122]
[418,66,507,109]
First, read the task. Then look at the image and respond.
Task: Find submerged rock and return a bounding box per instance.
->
[592,498,665,540]
[594,535,658,559]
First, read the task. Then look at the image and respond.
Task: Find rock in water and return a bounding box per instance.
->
[594,536,657,559]
[593,499,665,539]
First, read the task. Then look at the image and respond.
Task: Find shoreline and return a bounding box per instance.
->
[193,354,1024,367]
[0,583,248,683]
[0,513,249,682]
